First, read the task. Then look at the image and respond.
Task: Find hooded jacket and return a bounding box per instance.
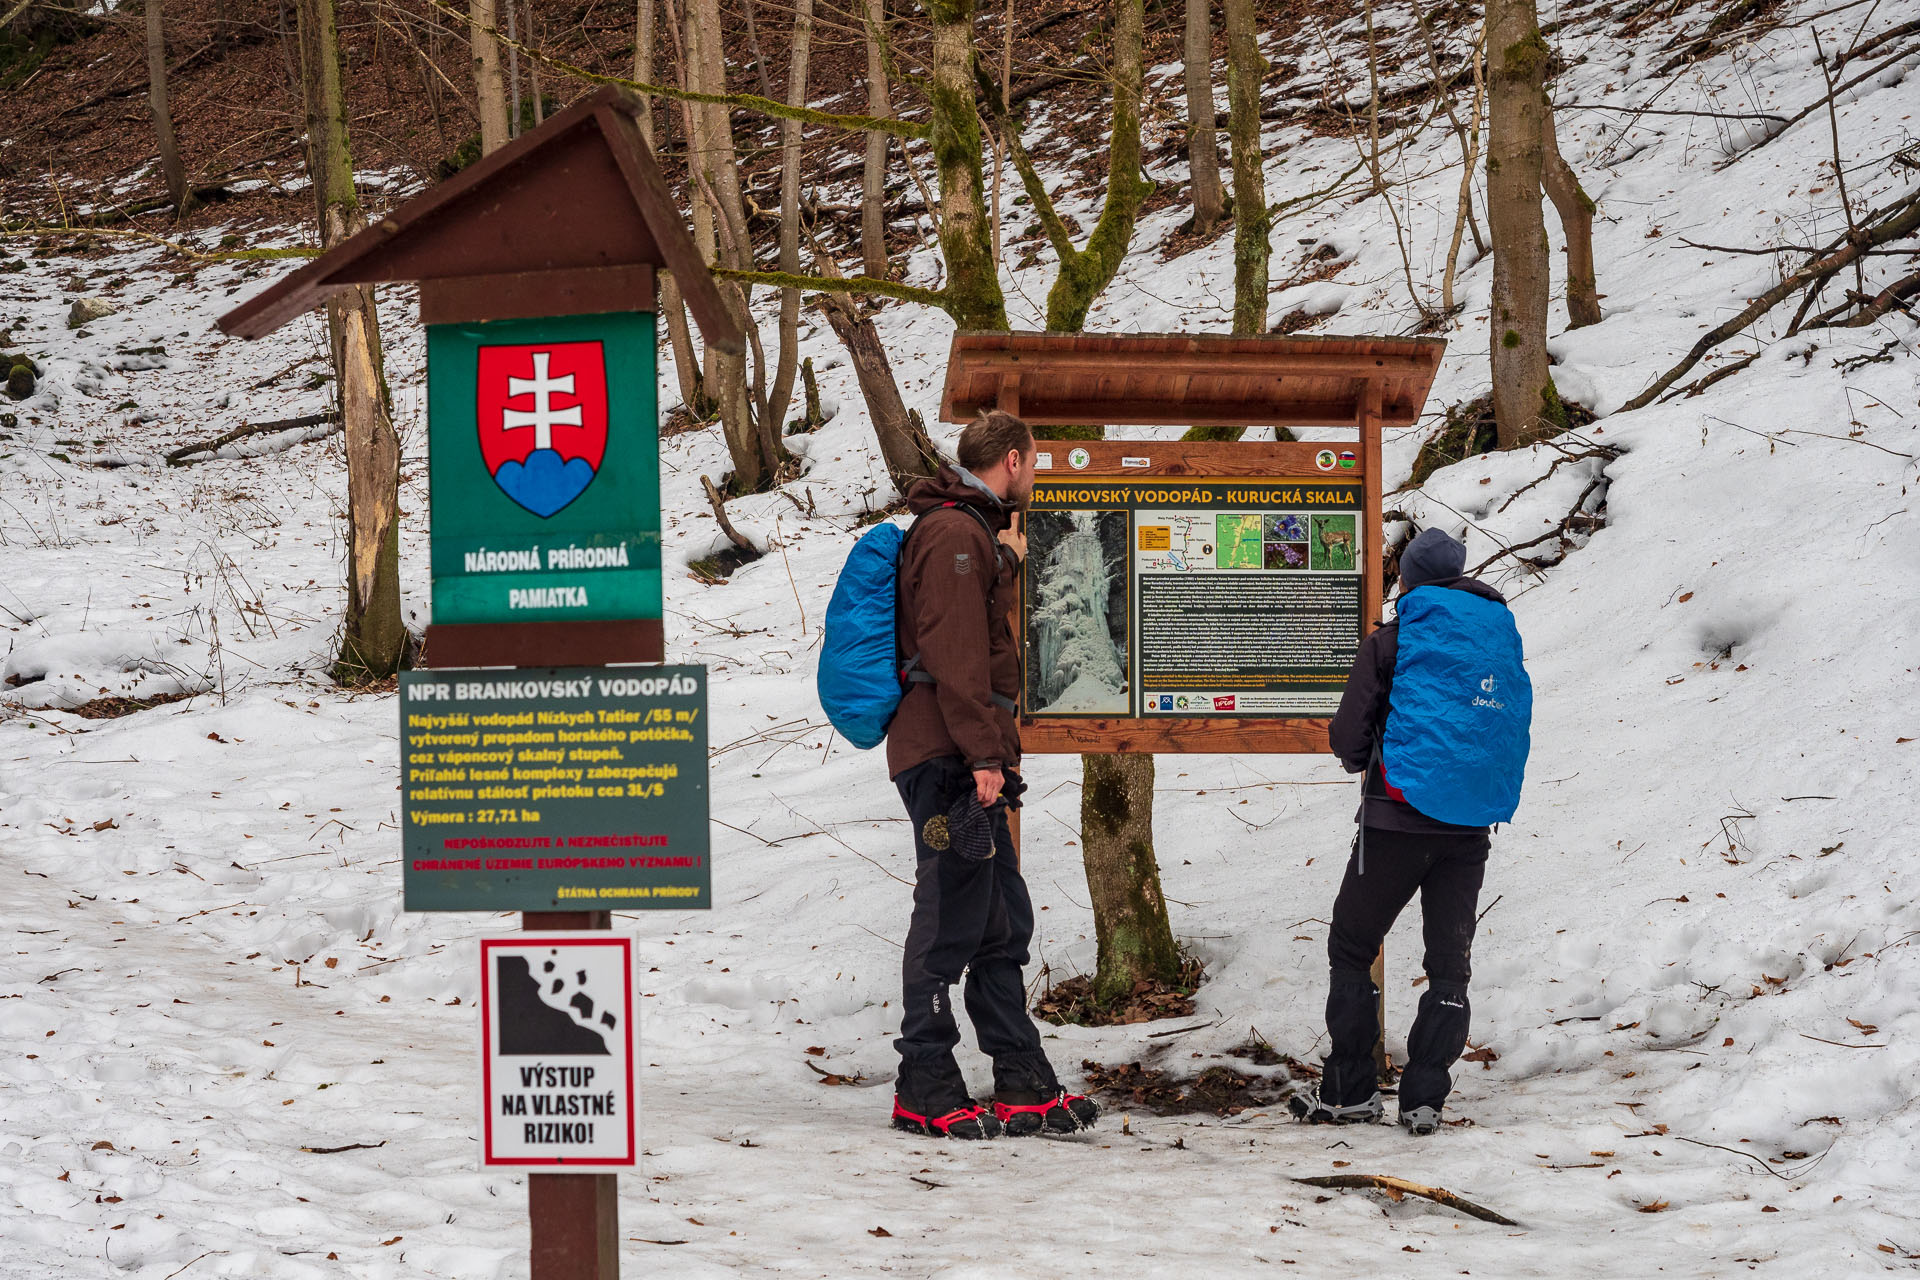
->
[885,465,1023,779]
[1329,575,1508,835]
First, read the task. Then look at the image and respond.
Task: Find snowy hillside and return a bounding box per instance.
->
[5,0,1920,1274]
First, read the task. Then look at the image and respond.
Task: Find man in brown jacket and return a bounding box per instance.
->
[887,410,1099,1140]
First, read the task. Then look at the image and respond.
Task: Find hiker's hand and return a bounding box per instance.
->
[974,767,1005,807]
[997,526,1027,562]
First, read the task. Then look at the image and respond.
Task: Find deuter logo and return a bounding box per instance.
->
[1213,695,1236,711]
[1472,673,1506,710]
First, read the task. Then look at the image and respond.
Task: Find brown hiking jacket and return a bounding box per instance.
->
[885,466,1022,778]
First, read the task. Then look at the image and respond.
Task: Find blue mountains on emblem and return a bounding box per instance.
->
[493,449,596,517]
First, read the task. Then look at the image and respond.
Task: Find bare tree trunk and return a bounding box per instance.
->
[1441,38,1485,316]
[766,0,812,434]
[1540,98,1601,328]
[861,0,892,280]
[1485,0,1564,447]
[504,0,521,136]
[637,0,708,416]
[469,0,510,155]
[1081,752,1181,1005]
[526,0,542,123]
[145,0,192,217]
[294,0,403,683]
[688,0,777,488]
[811,243,941,492]
[1223,0,1268,336]
[926,0,1007,331]
[1183,0,1226,235]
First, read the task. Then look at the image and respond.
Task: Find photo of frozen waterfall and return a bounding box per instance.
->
[1025,510,1130,715]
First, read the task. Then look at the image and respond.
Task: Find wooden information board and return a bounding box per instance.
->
[939,331,1437,757]
[1017,440,1379,755]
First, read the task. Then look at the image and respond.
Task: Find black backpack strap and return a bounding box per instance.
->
[899,501,1018,714]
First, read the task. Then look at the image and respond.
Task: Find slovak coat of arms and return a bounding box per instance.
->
[476,341,610,517]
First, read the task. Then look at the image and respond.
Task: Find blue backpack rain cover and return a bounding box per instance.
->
[817,521,909,749]
[1382,586,1533,827]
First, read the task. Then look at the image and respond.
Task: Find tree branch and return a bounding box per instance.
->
[709,266,948,310]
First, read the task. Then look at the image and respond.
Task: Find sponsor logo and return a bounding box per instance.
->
[1176,696,1191,710]
[1121,456,1150,468]
[1213,695,1236,711]
[477,342,609,518]
[1339,450,1357,470]
[1035,452,1053,470]
[1068,447,1091,470]
[1314,449,1337,471]
[1159,695,1174,710]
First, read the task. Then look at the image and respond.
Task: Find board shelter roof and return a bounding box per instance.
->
[218,86,740,350]
[938,331,1443,428]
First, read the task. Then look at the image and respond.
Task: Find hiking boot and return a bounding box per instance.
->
[993,1089,1101,1136]
[891,1094,1002,1140]
[1399,1105,1442,1136]
[1287,1087,1384,1125]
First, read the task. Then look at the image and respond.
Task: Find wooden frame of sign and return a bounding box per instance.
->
[939,331,1443,758]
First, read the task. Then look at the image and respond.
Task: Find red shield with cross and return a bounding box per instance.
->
[476,341,610,518]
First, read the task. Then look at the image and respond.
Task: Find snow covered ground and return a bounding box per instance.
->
[5,0,1920,1274]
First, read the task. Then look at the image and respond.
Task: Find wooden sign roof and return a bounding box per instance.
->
[219,86,741,351]
[939,331,1444,428]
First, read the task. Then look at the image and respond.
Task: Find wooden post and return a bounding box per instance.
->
[1360,381,1390,1077]
[526,903,622,1280]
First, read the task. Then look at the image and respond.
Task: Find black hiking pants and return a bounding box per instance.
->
[1322,826,1489,1113]
[893,756,1054,1108]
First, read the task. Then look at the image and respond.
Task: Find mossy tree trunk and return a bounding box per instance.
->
[925,0,1008,332]
[1223,0,1268,337]
[1540,97,1601,329]
[1485,0,1565,447]
[995,0,1183,999]
[295,0,404,683]
[1080,752,1181,1004]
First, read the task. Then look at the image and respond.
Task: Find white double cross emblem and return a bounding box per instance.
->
[501,351,581,451]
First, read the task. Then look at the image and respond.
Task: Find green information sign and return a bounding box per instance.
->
[400,665,709,911]
[426,310,661,625]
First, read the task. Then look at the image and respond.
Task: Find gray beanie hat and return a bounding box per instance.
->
[1399,527,1467,591]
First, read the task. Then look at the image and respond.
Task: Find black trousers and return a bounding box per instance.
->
[893,756,1052,1106]
[1321,826,1489,1112]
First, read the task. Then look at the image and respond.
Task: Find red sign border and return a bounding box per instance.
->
[479,934,638,1168]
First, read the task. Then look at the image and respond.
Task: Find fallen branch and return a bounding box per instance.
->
[0,225,316,264]
[1468,477,1606,576]
[300,1140,389,1154]
[1292,1174,1518,1226]
[166,412,340,466]
[701,475,756,551]
[1620,188,1920,412]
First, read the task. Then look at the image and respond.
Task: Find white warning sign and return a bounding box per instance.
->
[479,933,637,1168]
